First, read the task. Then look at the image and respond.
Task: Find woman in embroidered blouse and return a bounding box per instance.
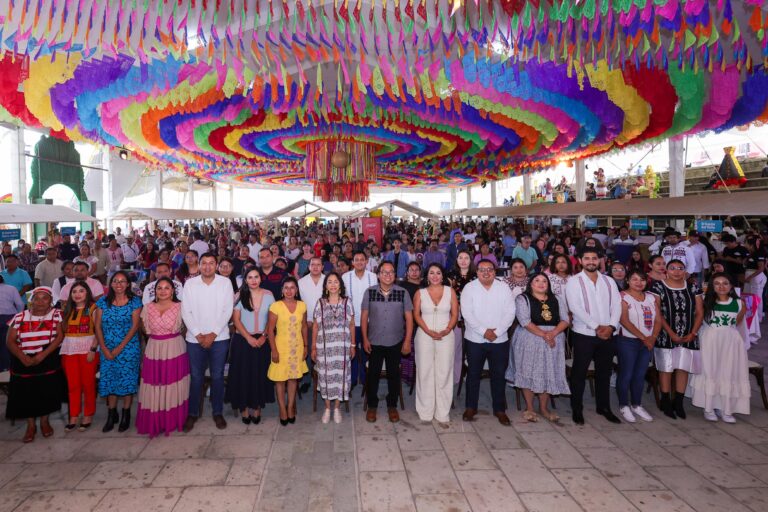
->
[136,277,189,437]
[545,254,572,303]
[267,276,309,426]
[61,281,99,432]
[5,287,64,443]
[311,272,355,424]
[448,250,475,386]
[226,269,275,425]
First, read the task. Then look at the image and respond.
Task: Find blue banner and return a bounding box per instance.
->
[696,220,723,233]
[629,219,649,231]
[60,227,76,236]
[0,229,21,242]
[584,218,598,228]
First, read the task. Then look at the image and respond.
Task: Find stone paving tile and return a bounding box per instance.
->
[491,449,564,493]
[171,485,258,512]
[519,431,591,469]
[666,445,764,488]
[602,430,683,467]
[356,434,404,472]
[552,468,638,512]
[517,492,585,512]
[622,490,696,512]
[224,457,267,486]
[394,420,443,452]
[13,490,107,512]
[580,447,666,491]
[728,488,768,512]
[0,491,30,512]
[77,459,166,489]
[205,434,272,458]
[6,438,88,463]
[0,440,20,460]
[138,435,212,459]
[713,421,768,444]
[472,415,532,449]
[632,420,698,446]
[439,432,497,470]
[413,493,472,512]
[685,427,768,465]
[93,488,182,512]
[359,471,416,512]
[402,450,462,495]
[0,463,24,488]
[4,462,95,491]
[151,459,232,487]
[742,464,768,485]
[557,423,616,449]
[71,437,149,461]
[183,416,250,436]
[455,469,526,512]
[650,466,752,511]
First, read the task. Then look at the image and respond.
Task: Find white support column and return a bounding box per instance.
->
[211,182,217,210]
[188,179,195,210]
[668,139,686,232]
[575,159,586,202]
[155,169,164,208]
[229,184,235,211]
[102,147,114,234]
[466,186,472,208]
[523,174,532,205]
[450,189,457,209]
[10,127,31,241]
[490,181,497,207]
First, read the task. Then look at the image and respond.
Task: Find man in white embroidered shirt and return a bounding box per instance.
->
[565,248,622,425]
[342,251,378,387]
[460,259,516,426]
[181,252,234,432]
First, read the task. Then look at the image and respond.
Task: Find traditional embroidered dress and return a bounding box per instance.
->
[313,298,354,401]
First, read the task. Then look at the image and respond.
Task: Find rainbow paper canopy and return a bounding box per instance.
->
[0,0,767,191]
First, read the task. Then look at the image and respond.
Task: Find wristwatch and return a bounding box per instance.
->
[90,347,98,352]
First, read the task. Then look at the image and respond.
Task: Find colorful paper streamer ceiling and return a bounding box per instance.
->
[0,0,767,190]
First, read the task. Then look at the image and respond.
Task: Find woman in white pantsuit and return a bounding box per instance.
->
[414,264,458,423]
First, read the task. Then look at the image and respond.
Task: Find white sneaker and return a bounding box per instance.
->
[704,410,718,422]
[333,408,342,424]
[721,413,736,424]
[321,408,331,424]
[619,406,636,423]
[630,405,653,422]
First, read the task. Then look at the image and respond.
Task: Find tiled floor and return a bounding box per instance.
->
[2,332,768,511]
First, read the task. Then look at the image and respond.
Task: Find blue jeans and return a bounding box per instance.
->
[615,335,652,407]
[351,326,367,385]
[464,339,509,413]
[187,339,230,417]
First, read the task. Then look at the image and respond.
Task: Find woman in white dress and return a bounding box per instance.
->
[691,273,750,423]
[413,263,458,423]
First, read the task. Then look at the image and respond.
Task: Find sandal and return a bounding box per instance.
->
[522,411,539,422]
[22,425,36,443]
[541,411,560,422]
[40,421,54,438]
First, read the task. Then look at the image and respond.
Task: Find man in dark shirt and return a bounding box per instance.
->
[720,234,749,283]
[58,234,79,261]
[445,232,468,272]
[258,248,287,299]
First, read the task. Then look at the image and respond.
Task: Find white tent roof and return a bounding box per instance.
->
[110,207,252,221]
[350,200,438,219]
[262,200,343,220]
[0,203,97,223]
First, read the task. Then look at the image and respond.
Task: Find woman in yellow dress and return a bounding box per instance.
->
[266,276,308,426]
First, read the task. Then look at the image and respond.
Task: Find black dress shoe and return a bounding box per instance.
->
[250,415,261,425]
[597,409,621,424]
[241,416,251,425]
[287,416,296,424]
[572,410,585,425]
[280,418,289,426]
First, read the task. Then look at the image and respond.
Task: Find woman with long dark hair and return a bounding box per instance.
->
[311,271,355,423]
[95,270,143,432]
[225,269,275,425]
[545,254,572,301]
[511,273,570,422]
[176,249,200,284]
[691,273,750,423]
[136,277,189,437]
[61,281,98,431]
[448,250,475,387]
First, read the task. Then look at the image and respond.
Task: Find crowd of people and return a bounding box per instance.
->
[0,215,765,442]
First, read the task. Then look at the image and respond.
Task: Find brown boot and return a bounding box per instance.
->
[462,408,477,421]
[494,411,511,426]
[366,409,377,423]
[387,408,400,423]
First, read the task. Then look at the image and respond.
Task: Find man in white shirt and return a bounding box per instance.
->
[660,231,696,274]
[34,248,62,288]
[460,259,517,426]
[565,248,622,425]
[51,261,75,303]
[120,235,140,269]
[188,232,210,259]
[247,233,263,263]
[59,262,104,303]
[181,252,234,432]
[142,262,184,305]
[342,251,378,386]
[683,231,710,286]
[298,257,326,393]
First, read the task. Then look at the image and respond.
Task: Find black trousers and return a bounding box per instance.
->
[366,343,402,409]
[465,339,509,413]
[569,332,616,413]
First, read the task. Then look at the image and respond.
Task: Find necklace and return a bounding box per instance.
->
[534,295,553,322]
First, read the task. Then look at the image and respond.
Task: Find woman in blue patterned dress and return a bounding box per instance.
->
[95,270,143,433]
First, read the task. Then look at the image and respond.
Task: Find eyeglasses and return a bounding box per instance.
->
[668,266,686,271]
[477,268,495,273]
[379,270,395,276]
[111,280,128,284]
